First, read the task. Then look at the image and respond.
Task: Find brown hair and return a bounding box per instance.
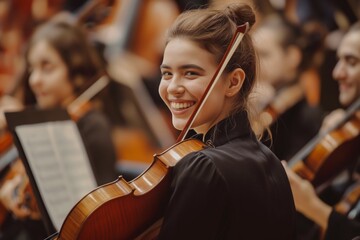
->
[257,14,326,72]
[165,3,257,115]
[22,20,104,105]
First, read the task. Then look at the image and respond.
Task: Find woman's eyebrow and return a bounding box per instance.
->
[179,64,205,71]
[160,64,205,71]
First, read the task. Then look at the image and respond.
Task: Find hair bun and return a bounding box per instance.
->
[224,3,256,29]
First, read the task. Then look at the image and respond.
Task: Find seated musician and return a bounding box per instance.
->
[253,13,324,161]
[0,19,117,240]
[283,21,360,240]
[156,3,296,239]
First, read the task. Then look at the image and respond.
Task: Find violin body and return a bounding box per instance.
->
[0,157,39,226]
[292,115,360,187]
[54,139,205,240]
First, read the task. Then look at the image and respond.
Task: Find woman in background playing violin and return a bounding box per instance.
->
[283,21,360,240]
[157,3,295,239]
[0,19,117,240]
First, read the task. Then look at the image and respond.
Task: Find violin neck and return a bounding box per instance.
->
[287,133,323,168]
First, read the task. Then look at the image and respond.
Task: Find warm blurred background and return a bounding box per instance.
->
[0,0,358,182]
[0,0,359,239]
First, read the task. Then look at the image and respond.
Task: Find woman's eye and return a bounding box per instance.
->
[347,57,359,67]
[43,63,54,73]
[161,71,172,79]
[185,71,198,77]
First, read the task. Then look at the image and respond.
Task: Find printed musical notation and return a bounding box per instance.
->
[15,120,97,230]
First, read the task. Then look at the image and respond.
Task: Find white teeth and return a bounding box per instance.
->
[170,102,194,110]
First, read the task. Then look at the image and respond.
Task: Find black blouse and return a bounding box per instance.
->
[325,210,360,240]
[158,111,296,240]
[77,109,118,186]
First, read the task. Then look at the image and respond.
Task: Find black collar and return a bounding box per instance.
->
[189,111,254,147]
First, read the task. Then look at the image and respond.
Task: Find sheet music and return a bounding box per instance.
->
[15,120,97,231]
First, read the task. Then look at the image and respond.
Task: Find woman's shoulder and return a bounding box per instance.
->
[175,150,226,181]
[175,140,260,181]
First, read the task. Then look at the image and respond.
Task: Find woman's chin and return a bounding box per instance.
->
[172,120,186,131]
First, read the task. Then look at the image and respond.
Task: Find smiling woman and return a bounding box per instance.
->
[155,3,296,240]
[159,38,230,133]
[27,39,75,109]
[23,20,117,186]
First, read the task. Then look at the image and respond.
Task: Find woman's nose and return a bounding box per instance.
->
[28,70,42,88]
[167,75,185,95]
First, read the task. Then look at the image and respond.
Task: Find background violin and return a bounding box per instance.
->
[288,97,360,189]
[256,82,305,133]
[0,89,26,227]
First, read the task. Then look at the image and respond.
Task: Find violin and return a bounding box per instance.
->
[0,147,40,226]
[0,92,25,226]
[288,97,360,188]
[48,23,250,240]
[259,82,305,130]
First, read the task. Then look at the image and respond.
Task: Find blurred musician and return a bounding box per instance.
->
[253,13,324,161]
[0,19,117,240]
[283,21,360,240]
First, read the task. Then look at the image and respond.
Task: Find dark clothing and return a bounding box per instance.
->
[267,98,323,161]
[0,217,47,240]
[77,109,118,185]
[298,160,360,240]
[325,209,360,240]
[158,111,296,240]
[324,168,360,240]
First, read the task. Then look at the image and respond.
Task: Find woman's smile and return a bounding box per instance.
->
[169,100,196,112]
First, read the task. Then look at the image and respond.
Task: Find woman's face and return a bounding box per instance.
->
[159,38,231,134]
[28,40,75,109]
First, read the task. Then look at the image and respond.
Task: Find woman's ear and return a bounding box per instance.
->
[225,68,245,97]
